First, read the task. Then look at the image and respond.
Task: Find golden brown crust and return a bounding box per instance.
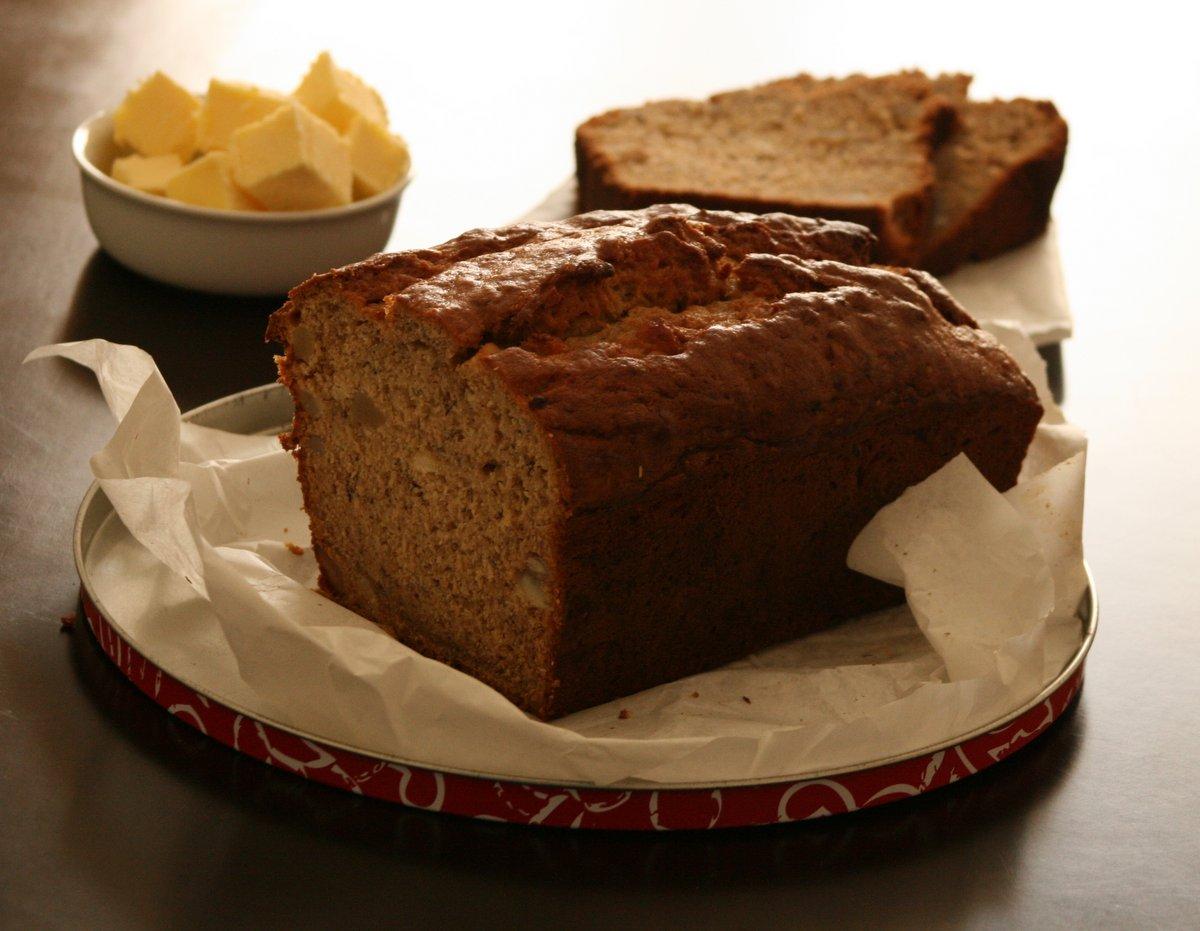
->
[267,203,878,345]
[474,256,1029,511]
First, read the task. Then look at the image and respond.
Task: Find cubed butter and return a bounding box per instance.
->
[345,116,410,198]
[293,51,387,133]
[197,79,288,151]
[165,151,259,210]
[113,71,200,159]
[229,102,352,210]
[110,153,183,195]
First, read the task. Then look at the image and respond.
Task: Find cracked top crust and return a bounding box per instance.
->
[267,203,874,345]
[269,204,1039,512]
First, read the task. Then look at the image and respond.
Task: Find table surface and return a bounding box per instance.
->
[3,1,1198,927]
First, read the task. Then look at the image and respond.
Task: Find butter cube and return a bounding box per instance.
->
[197,79,288,151]
[293,51,387,133]
[345,116,410,198]
[113,71,200,159]
[165,151,259,210]
[111,153,183,195]
[229,102,352,210]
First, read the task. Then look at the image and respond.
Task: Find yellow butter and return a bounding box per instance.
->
[197,79,287,151]
[113,71,200,159]
[293,51,387,133]
[165,151,259,210]
[111,153,183,195]
[229,102,352,210]
[345,116,410,198]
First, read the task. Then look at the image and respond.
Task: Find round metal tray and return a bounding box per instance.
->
[74,383,1096,830]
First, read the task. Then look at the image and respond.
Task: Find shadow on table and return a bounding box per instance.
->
[67,608,1085,922]
[55,250,280,410]
[1039,343,1065,404]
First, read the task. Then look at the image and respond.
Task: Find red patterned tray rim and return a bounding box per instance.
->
[76,590,1088,829]
[70,382,1097,799]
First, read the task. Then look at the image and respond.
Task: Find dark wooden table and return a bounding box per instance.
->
[3,2,1198,927]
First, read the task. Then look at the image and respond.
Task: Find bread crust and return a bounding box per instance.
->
[270,207,1042,719]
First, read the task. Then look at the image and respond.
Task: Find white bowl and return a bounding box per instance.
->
[72,110,410,296]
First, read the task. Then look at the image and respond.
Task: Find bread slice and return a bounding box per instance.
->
[920,95,1068,273]
[577,72,1067,274]
[576,73,961,265]
[268,205,1042,719]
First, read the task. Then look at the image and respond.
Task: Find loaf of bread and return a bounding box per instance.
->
[576,71,1067,274]
[268,205,1043,719]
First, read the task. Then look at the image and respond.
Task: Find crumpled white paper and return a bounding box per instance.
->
[521,180,1073,346]
[28,323,1086,787]
[939,227,1073,346]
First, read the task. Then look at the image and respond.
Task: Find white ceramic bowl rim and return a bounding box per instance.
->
[73,108,413,224]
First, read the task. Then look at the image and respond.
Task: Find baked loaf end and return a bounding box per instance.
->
[268,205,1042,719]
[576,72,960,265]
[921,95,1068,273]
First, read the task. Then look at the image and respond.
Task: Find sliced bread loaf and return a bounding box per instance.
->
[576,71,1067,274]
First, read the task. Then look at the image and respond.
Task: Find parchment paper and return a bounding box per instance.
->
[28,319,1086,787]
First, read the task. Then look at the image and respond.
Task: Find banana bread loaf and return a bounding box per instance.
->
[268,204,1042,719]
